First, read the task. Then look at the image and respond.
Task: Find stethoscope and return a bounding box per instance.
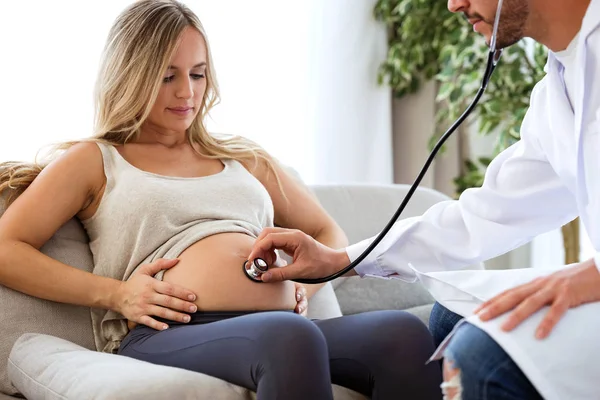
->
[244,0,505,284]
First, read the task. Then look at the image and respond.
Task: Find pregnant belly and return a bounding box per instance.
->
[161,232,297,311]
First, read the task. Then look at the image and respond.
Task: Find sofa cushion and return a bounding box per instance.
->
[8,333,368,400]
[305,281,342,320]
[0,196,96,396]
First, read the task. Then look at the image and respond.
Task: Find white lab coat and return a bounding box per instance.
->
[346,1,600,399]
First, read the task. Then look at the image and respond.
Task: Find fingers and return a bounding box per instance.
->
[474,278,544,315]
[146,305,193,325]
[474,288,519,315]
[140,258,180,276]
[136,305,191,331]
[294,283,308,315]
[154,280,197,302]
[295,297,308,316]
[261,265,292,282]
[535,294,569,339]
[127,282,199,330]
[262,249,279,266]
[138,315,170,331]
[500,288,553,332]
[295,284,307,302]
[248,231,302,263]
[473,299,492,314]
[478,282,540,322]
[261,259,315,282]
[152,292,197,314]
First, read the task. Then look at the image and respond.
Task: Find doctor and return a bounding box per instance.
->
[248,0,600,399]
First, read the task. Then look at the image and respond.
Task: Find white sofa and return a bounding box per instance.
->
[0,183,452,400]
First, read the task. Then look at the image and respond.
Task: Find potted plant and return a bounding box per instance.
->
[374,0,579,263]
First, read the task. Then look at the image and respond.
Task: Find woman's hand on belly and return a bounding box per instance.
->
[162,233,298,312]
[115,258,198,331]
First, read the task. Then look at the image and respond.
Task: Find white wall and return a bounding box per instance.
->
[193,1,315,181]
[0,1,126,162]
[306,0,393,184]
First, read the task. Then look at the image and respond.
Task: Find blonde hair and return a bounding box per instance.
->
[0,0,283,206]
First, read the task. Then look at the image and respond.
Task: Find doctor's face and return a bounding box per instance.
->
[448,0,530,49]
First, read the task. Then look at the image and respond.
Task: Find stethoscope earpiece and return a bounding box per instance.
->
[243,258,269,282]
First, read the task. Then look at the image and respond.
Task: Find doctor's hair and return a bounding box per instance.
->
[0,0,284,207]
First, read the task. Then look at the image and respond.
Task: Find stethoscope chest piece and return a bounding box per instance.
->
[243,258,269,282]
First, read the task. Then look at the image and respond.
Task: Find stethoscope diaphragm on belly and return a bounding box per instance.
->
[243,258,269,282]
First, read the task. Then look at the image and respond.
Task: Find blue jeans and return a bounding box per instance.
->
[429,303,543,400]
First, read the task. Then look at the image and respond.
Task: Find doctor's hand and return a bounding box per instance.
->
[247,227,351,283]
[474,258,600,339]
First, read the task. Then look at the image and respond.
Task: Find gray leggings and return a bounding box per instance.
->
[119,310,442,400]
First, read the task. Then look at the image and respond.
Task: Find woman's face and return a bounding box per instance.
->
[144,27,208,136]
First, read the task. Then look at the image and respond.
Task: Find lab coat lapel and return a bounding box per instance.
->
[545,55,576,152]
[545,56,575,128]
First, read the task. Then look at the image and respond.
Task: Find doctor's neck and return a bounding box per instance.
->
[529,0,590,51]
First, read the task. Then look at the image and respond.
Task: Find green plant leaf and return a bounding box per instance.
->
[437,82,453,101]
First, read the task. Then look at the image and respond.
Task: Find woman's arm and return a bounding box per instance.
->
[0,143,197,330]
[248,155,349,298]
[0,143,118,307]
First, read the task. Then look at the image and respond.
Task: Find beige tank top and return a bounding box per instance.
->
[81,142,275,353]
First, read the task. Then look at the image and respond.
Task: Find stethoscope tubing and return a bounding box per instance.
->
[245,0,505,284]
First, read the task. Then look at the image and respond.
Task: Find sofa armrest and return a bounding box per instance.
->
[333,276,435,314]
